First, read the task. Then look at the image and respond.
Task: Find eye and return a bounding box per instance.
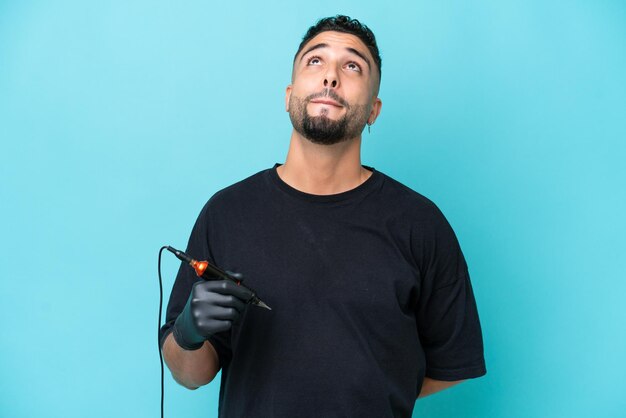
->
[345,61,362,72]
[307,55,322,66]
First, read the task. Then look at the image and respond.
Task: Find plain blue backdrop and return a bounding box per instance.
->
[1,1,625,417]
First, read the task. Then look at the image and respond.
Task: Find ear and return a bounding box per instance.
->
[285,85,292,112]
[367,97,382,125]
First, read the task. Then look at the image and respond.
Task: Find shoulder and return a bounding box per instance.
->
[204,168,270,209]
[187,168,271,227]
[378,172,435,206]
[375,170,447,225]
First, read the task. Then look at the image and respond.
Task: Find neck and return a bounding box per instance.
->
[277,130,372,195]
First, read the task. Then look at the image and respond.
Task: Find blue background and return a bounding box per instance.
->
[1,1,625,417]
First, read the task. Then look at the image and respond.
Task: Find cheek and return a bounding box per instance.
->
[293,78,318,95]
[342,76,370,95]
[294,70,328,90]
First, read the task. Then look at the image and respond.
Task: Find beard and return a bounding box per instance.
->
[288,89,370,145]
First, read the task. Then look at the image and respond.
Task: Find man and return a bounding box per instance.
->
[159,15,486,417]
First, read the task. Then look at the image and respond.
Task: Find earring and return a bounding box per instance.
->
[367,122,372,134]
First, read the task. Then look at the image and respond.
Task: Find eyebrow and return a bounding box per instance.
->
[299,42,371,71]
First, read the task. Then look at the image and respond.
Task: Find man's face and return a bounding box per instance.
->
[286,31,382,145]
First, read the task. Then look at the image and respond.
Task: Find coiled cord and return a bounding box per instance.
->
[158,245,168,418]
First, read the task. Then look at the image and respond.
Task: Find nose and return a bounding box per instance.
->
[323,66,339,89]
[324,77,338,88]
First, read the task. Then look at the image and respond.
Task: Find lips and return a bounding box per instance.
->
[309,99,343,107]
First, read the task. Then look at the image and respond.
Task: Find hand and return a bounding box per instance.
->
[172,273,254,350]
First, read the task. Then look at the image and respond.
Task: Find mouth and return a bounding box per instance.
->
[309,99,343,108]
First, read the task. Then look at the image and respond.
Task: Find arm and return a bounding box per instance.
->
[418,377,465,399]
[162,332,220,390]
[161,278,253,390]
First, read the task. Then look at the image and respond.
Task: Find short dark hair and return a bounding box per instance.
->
[293,15,382,84]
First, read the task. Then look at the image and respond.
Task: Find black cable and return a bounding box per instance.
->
[158,245,168,418]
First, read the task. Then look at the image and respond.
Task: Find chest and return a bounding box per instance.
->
[213,209,422,317]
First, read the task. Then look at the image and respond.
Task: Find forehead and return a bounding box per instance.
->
[297,31,373,61]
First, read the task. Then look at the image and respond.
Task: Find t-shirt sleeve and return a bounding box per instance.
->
[413,206,487,381]
[158,200,233,369]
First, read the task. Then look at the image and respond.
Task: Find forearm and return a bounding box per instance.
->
[162,332,220,390]
[418,377,464,398]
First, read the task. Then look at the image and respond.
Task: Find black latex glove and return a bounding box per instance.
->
[172,272,254,350]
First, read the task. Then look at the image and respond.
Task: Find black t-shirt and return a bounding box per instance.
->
[160,164,486,418]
